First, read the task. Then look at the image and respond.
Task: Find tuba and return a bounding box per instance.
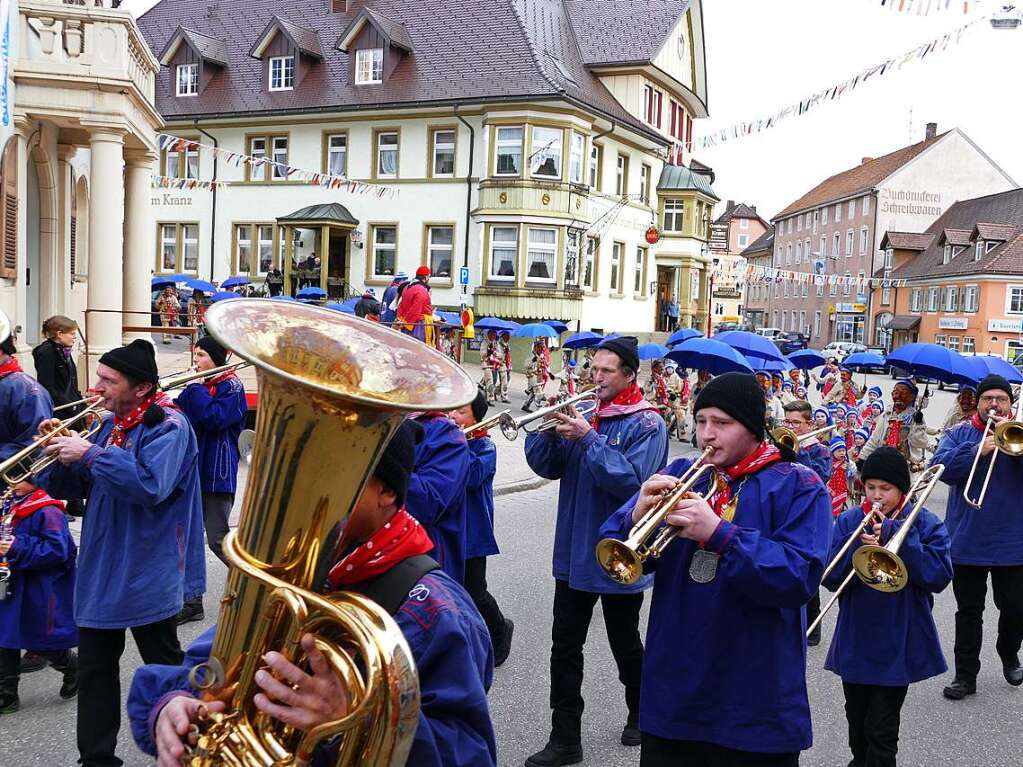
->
[188,299,477,766]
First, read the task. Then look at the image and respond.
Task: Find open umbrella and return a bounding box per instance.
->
[666,328,703,347]
[787,349,826,370]
[544,320,569,333]
[639,343,670,361]
[151,276,176,290]
[514,323,559,339]
[210,291,241,303]
[296,286,327,299]
[886,343,966,384]
[325,301,356,314]
[747,355,794,373]
[435,311,461,326]
[186,279,216,293]
[842,352,886,371]
[952,354,1023,386]
[475,317,515,332]
[713,330,785,361]
[666,337,754,375]
[221,276,251,289]
[563,331,603,350]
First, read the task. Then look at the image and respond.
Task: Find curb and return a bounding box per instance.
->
[494,476,552,498]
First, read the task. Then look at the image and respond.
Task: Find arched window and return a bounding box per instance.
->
[0,137,16,279]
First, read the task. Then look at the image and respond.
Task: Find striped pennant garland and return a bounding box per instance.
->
[737,263,909,289]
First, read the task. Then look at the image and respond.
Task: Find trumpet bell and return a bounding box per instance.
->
[499,412,519,441]
[595,538,644,586]
[771,426,798,451]
[852,545,908,593]
[994,420,1023,456]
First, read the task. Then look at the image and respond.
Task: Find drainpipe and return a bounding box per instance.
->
[195,121,218,283]
[453,105,474,271]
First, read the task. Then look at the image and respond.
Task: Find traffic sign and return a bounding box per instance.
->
[459,266,470,286]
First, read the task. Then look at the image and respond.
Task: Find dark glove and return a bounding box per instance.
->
[855,459,864,473]
[913,410,924,425]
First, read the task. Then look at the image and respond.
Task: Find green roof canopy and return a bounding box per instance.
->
[277,203,358,226]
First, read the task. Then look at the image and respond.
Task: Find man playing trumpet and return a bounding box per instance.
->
[600,373,831,766]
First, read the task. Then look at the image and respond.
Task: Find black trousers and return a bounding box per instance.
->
[640,732,799,767]
[951,563,1023,681]
[806,590,821,639]
[77,616,183,767]
[549,579,644,746]
[464,556,508,648]
[0,647,73,687]
[202,491,234,567]
[842,682,908,767]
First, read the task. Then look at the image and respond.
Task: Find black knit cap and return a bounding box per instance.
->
[596,335,639,372]
[693,372,766,440]
[977,374,1014,403]
[196,336,228,367]
[99,339,159,385]
[861,447,912,494]
[374,419,424,508]
[471,387,489,424]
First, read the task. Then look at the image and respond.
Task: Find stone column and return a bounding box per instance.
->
[86,129,126,368]
[123,150,156,342]
[56,144,76,314]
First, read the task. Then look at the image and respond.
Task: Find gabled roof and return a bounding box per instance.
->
[741,226,775,256]
[249,16,324,61]
[714,201,768,229]
[158,27,229,67]
[657,164,718,199]
[880,232,934,251]
[566,0,687,66]
[774,131,949,220]
[973,222,1015,242]
[337,7,413,53]
[277,202,357,226]
[939,228,972,247]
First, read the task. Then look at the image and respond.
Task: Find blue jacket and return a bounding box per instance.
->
[381,284,400,323]
[934,419,1023,565]
[823,505,951,686]
[407,416,470,584]
[465,436,498,559]
[0,371,53,461]
[0,500,77,651]
[526,408,667,594]
[38,408,206,629]
[175,376,247,495]
[600,457,832,752]
[127,569,497,767]
[798,441,832,484]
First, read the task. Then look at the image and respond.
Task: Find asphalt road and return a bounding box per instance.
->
[2,372,1020,766]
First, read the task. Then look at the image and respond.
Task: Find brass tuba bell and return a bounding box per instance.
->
[188,299,478,766]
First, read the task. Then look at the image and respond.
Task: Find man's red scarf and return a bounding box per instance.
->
[326,508,434,588]
[204,370,238,397]
[652,373,668,405]
[706,441,782,519]
[0,357,22,380]
[107,391,176,448]
[971,412,986,431]
[828,458,848,516]
[591,383,654,429]
[9,489,65,527]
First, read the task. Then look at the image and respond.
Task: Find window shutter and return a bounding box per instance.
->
[1,191,16,278]
[70,216,77,280]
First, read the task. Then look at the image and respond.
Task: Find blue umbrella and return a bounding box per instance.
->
[210,291,241,303]
[325,301,356,314]
[639,343,670,361]
[666,328,703,347]
[787,349,826,370]
[666,338,754,375]
[952,354,1023,386]
[435,311,461,326]
[843,352,886,371]
[514,323,560,339]
[713,330,785,361]
[296,287,327,299]
[475,317,514,331]
[544,320,569,333]
[747,355,794,373]
[151,276,176,290]
[221,276,251,289]
[563,331,603,350]
[271,295,297,302]
[186,279,216,293]
[886,343,966,384]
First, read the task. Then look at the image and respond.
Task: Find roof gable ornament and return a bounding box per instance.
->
[336,7,413,54]
[250,16,324,61]
[158,27,229,67]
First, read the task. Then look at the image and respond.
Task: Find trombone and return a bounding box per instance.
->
[496,389,598,441]
[807,463,945,638]
[595,446,717,585]
[460,409,511,439]
[963,400,1023,509]
[771,424,834,451]
[0,401,107,486]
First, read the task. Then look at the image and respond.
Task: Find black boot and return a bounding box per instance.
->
[176,599,205,626]
[524,742,583,767]
[494,619,514,668]
[20,652,47,673]
[621,720,641,747]
[0,675,18,714]
[1002,655,1023,686]
[942,676,977,700]
[53,651,79,699]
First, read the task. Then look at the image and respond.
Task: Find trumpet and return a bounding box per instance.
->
[963,401,1023,509]
[159,360,249,390]
[497,389,598,441]
[807,463,945,638]
[0,402,107,486]
[595,446,717,585]
[771,423,834,451]
[461,409,512,439]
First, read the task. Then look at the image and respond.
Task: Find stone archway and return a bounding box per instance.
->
[26,144,58,345]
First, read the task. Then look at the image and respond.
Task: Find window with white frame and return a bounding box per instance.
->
[526,227,557,282]
[927,287,940,312]
[795,241,802,263]
[964,285,979,312]
[848,200,856,218]
[829,277,837,297]
[801,281,808,298]
[884,248,893,269]
[819,237,826,260]
[663,200,685,232]
[489,226,517,280]
[911,288,923,311]
[835,203,842,222]
[564,230,580,287]
[862,196,871,215]
[739,218,749,230]
[975,241,985,261]
[786,243,792,265]
[589,143,600,188]
[812,211,818,233]
[881,270,891,305]
[788,219,793,234]
[846,230,854,257]
[1008,285,1023,314]
[160,224,177,272]
[963,336,976,354]
[248,137,267,181]
[615,154,628,196]
[833,232,841,259]
[610,242,623,293]
[495,127,523,176]
[859,227,869,255]
[634,247,646,294]
[176,63,199,96]
[269,56,295,91]
[582,237,597,289]
[948,335,960,352]
[805,238,811,261]
[166,141,199,180]
[531,127,563,179]
[814,311,821,337]
[427,225,454,279]
[376,132,398,178]
[945,286,958,312]
[257,225,274,273]
[160,223,200,273]
[431,129,456,177]
[355,48,383,84]
[640,164,651,204]
[569,134,585,185]
[935,334,947,347]
[797,215,802,232]
[327,134,347,176]
[822,206,828,226]
[799,310,807,334]
[843,270,851,296]
[271,137,288,179]
[738,234,748,247]
[817,281,824,297]
[987,241,998,254]
[236,225,253,274]
[784,281,789,298]
[371,225,397,277]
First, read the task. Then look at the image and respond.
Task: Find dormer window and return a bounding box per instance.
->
[269,56,295,91]
[975,241,984,261]
[250,17,323,94]
[355,48,383,84]
[159,27,228,98]
[176,64,198,96]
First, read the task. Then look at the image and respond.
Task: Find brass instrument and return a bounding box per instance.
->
[186,299,477,767]
[963,400,1023,509]
[497,389,598,441]
[595,446,717,585]
[807,464,944,638]
[0,402,107,486]
[53,395,103,414]
[160,361,250,391]
[771,424,834,452]
[461,409,512,439]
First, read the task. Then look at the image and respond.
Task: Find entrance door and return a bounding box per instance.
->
[656,266,673,331]
[328,232,347,299]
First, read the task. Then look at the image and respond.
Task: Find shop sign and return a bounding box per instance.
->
[938,317,968,330]
[988,318,1023,333]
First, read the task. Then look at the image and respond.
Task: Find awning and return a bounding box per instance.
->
[277,203,358,227]
[887,315,921,331]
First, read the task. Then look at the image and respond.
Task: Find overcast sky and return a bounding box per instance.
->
[124,0,1022,220]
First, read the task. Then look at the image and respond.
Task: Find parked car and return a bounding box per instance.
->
[863,346,891,374]
[756,327,783,339]
[821,341,867,362]
[774,332,809,355]
[714,321,741,333]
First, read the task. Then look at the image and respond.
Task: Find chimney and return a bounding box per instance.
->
[861,157,874,165]
[331,0,349,12]
[726,200,735,212]
[926,122,938,140]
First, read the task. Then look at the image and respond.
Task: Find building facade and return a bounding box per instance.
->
[708,200,766,327]
[876,188,1023,360]
[768,125,1015,349]
[137,0,717,333]
[741,225,774,329]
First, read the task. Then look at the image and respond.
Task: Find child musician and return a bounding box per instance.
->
[823,448,952,767]
[0,480,78,712]
[828,437,851,517]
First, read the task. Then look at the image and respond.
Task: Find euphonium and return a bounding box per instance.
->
[188,299,477,767]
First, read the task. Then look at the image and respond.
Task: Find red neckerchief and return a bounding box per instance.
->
[845,428,855,449]
[652,373,668,405]
[0,357,22,380]
[706,441,782,518]
[844,383,858,407]
[591,383,651,429]
[885,419,902,448]
[107,391,176,448]
[971,412,985,431]
[326,508,434,588]
[204,370,237,397]
[828,457,848,516]
[10,489,65,526]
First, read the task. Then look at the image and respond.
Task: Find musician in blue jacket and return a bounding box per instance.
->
[174,336,247,624]
[37,339,205,767]
[823,448,952,767]
[784,399,832,483]
[450,389,514,666]
[600,372,832,766]
[524,336,667,767]
[932,374,1023,700]
[126,420,496,767]
[407,412,470,584]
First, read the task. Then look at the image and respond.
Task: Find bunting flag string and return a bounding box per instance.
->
[155,134,400,198]
[712,261,909,290]
[878,0,976,15]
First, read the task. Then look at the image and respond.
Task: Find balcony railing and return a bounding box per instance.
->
[477,179,593,222]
